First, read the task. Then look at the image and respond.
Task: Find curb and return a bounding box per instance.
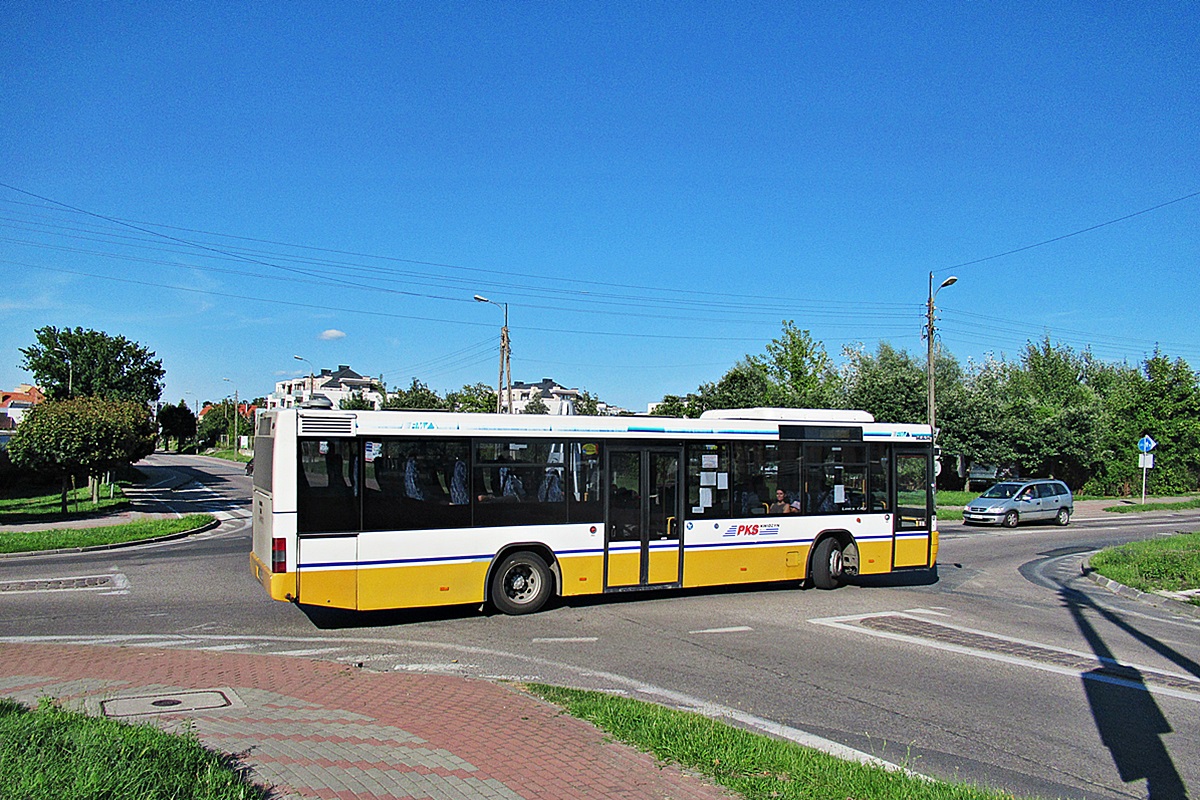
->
[0,517,220,560]
[1081,558,1200,620]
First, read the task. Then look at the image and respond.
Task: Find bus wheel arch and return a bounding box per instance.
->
[809,531,857,590]
[487,545,558,615]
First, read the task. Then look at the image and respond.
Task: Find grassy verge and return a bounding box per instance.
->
[0,482,130,524]
[1102,497,1200,514]
[207,448,252,463]
[0,514,215,554]
[936,491,973,522]
[0,697,266,799]
[1088,531,1200,605]
[526,685,1028,800]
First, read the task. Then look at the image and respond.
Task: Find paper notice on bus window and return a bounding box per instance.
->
[834,484,845,504]
[700,471,716,486]
[702,454,719,469]
[717,473,729,490]
[692,506,704,514]
[699,488,713,508]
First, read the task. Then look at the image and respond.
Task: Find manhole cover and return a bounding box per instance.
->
[101,689,242,718]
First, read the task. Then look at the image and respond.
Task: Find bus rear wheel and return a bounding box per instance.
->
[811,537,845,590]
[490,551,552,615]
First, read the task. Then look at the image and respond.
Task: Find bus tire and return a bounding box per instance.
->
[811,537,845,590]
[490,551,552,615]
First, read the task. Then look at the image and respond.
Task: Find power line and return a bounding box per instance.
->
[936,189,1200,274]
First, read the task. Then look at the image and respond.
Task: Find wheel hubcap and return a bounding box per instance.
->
[506,567,537,603]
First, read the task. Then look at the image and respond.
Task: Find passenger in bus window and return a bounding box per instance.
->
[769,488,794,514]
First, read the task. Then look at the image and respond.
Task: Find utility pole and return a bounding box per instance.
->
[475,295,511,413]
[925,272,958,439]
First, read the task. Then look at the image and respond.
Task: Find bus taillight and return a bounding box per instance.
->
[271,538,287,573]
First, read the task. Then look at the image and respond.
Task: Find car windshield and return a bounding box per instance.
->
[980,483,1022,499]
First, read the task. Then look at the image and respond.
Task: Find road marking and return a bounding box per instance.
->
[270,647,345,657]
[689,626,754,634]
[810,611,1200,704]
[194,643,259,651]
[532,637,598,643]
[902,608,950,616]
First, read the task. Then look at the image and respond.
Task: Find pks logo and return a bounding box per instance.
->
[723,523,780,537]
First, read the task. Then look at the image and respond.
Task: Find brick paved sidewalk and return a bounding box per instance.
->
[0,643,734,800]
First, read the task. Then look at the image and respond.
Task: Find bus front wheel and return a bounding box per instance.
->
[811,538,845,590]
[491,551,552,615]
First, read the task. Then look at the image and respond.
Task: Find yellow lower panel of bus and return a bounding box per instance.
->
[357,560,490,611]
[297,568,357,608]
[856,539,896,575]
[648,548,680,584]
[559,554,604,597]
[250,553,296,602]
[894,535,931,568]
[606,551,640,587]
[682,543,806,588]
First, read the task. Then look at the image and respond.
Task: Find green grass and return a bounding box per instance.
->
[0,482,130,524]
[935,491,972,521]
[1088,531,1200,605]
[1102,497,1200,514]
[207,448,252,463]
[526,685,1030,800]
[0,697,266,800]
[0,514,215,554]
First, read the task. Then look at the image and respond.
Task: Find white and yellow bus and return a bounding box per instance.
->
[250,407,936,614]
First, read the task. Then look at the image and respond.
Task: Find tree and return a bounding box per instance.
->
[157,401,197,452]
[840,342,927,423]
[19,326,165,404]
[339,391,376,410]
[575,390,600,416]
[523,392,549,414]
[446,383,496,413]
[754,321,840,408]
[196,401,252,448]
[384,379,447,410]
[8,398,156,512]
[694,360,774,412]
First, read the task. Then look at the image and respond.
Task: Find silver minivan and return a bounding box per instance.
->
[963,479,1073,528]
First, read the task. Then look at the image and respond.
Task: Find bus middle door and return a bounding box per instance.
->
[605,447,683,589]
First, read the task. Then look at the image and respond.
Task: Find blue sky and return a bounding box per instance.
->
[2,2,1197,412]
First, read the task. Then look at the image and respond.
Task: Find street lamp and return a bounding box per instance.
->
[474,295,511,413]
[293,355,315,406]
[925,272,958,438]
[223,377,239,453]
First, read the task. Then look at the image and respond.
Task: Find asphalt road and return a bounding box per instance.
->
[2,453,1198,800]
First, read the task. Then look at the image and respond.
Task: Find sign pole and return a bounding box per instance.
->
[1136,435,1157,506]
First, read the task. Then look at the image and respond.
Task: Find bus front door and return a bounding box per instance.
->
[605,448,683,589]
[892,447,934,568]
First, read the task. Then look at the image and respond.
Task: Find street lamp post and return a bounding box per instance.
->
[223,377,239,453]
[925,272,958,439]
[474,295,511,413]
[293,355,315,406]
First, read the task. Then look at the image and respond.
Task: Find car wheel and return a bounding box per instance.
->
[1002,510,1019,528]
[490,551,552,615]
[1055,508,1070,526]
[810,537,845,590]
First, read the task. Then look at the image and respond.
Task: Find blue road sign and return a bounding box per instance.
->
[1137,435,1157,453]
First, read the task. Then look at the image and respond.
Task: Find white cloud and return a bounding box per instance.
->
[319,329,346,341]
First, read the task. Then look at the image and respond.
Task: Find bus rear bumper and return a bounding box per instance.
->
[250,552,296,602]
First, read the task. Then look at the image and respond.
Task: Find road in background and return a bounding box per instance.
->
[2,453,1198,799]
